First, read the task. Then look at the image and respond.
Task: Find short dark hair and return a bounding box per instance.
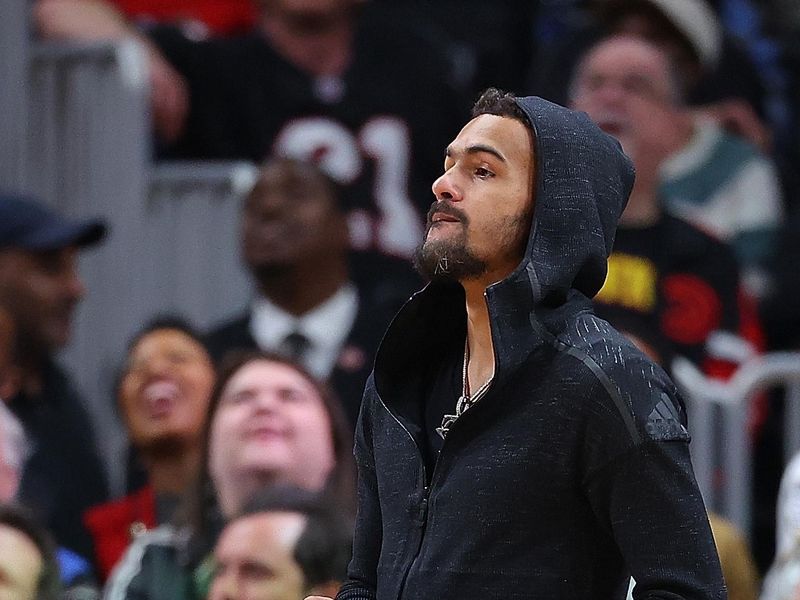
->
[236,485,353,589]
[471,88,533,130]
[0,504,60,600]
[245,157,346,216]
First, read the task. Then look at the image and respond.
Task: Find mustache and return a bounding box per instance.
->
[426,201,468,225]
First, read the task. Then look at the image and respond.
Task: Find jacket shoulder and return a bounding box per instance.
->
[554,312,690,447]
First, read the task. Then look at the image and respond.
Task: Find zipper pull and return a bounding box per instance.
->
[417,487,429,526]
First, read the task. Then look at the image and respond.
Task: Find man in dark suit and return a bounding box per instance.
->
[206,158,418,427]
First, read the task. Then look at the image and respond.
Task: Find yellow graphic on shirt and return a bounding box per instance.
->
[596,253,658,312]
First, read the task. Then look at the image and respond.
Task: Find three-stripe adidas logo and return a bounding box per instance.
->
[645,393,689,440]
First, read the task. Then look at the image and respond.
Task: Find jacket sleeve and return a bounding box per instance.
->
[584,438,727,600]
[336,381,381,600]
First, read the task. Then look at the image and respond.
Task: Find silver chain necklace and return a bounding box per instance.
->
[436,340,493,439]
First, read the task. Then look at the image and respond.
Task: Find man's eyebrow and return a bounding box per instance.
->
[445,144,507,163]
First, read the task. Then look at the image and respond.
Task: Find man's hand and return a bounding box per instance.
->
[34,0,190,144]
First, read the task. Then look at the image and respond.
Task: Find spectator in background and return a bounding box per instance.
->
[0,194,109,563]
[206,158,417,426]
[35,0,468,261]
[105,352,354,600]
[83,317,215,581]
[0,503,61,600]
[209,485,351,600]
[532,0,774,148]
[568,23,783,299]
[570,35,762,372]
[371,0,535,96]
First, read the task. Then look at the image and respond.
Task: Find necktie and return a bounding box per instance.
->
[280,330,310,363]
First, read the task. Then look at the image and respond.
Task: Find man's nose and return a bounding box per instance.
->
[208,573,236,600]
[252,390,280,413]
[60,264,86,303]
[431,171,462,202]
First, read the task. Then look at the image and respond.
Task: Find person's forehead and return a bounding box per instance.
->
[449,114,532,163]
[225,360,320,396]
[583,37,670,81]
[132,328,204,356]
[248,162,332,204]
[222,512,308,556]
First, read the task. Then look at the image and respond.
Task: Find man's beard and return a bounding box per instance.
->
[413,201,487,281]
[413,235,488,282]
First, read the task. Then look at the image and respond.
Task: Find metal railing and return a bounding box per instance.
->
[0,0,31,189]
[673,353,800,536]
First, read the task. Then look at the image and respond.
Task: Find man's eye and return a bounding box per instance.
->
[475,167,494,179]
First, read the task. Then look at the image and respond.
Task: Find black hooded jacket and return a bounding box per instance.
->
[336,97,726,600]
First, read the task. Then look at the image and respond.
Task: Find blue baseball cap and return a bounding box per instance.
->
[0,193,107,251]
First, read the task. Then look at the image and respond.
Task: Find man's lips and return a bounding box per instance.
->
[245,425,286,442]
[431,212,460,224]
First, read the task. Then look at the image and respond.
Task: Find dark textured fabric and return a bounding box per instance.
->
[337,96,726,600]
[422,345,462,476]
[10,360,109,560]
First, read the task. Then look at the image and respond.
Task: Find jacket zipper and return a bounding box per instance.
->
[377,395,429,600]
[377,382,494,599]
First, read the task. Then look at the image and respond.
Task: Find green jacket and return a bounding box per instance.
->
[103,526,213,600]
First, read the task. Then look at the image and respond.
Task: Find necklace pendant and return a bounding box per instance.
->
[455,394,471,414]
[437,413,458,439]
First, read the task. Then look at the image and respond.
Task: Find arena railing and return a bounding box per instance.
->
[1,0,30,189]
[672,352,800,537]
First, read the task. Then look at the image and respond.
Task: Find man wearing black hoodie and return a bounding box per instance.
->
[308,89,726,600]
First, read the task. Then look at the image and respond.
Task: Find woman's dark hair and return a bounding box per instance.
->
[234,484,353,589]
[183,350,356,560]
[0,504,61,600]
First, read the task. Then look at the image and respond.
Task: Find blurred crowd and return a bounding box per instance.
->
[2,0,800,597]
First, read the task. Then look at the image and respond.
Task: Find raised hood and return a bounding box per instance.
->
[374,96,635,393]
[514,95,633,304]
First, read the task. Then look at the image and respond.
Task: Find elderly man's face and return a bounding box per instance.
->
[0,247,85,353]
[0,523,43,600]
[570,36,676,160]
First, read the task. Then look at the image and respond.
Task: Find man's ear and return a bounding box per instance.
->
[308,580,340,598]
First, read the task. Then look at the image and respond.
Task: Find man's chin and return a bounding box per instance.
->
[413,240,486,282]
